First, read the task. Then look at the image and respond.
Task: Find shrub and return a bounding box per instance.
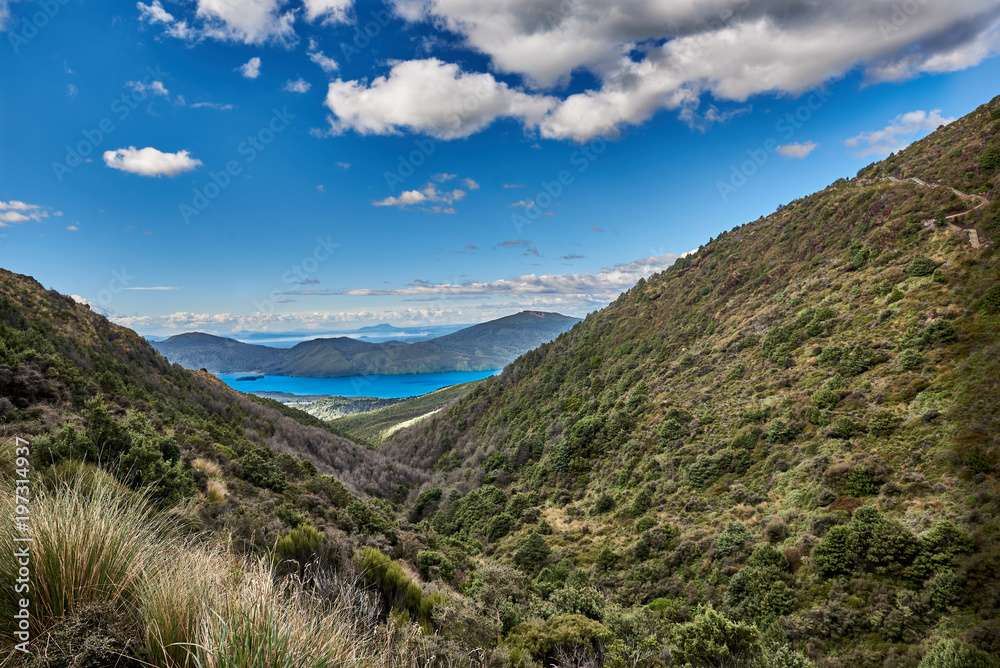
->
[408,487,443,523]
[906,255,938,277]
[274,524,324,575]
[841,345,877,375]
[983,285,1000,313]
[766,419,796,444]
[417,550,455,581]
[740,406,770,426]
[486,512,515,542]
[868,409,898,435]
[830,417,856,439]
[507,614,613,667]
[630,488,653,516]
[980,146,1000,172]
[813,505,920,578]
[594,492,615,514]
[659,417,686,443]
[732,430,758,450]
[847,466,879,496]
[671,606,762,668]
[595,546,617,572]
[514,532,551,572]
[634,516,656,533]
[238,447,287,492]
[724,544,795,625]
[900,348,925,371]
[716,521,753,556]
[918,638,999,668]
[813,387,840,410]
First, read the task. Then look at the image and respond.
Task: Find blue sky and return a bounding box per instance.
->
[2,0,999,335]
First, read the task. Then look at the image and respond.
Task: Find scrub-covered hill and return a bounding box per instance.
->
[377,95,1000,667]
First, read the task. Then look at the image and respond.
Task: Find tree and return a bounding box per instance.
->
[514,532,551,572]
[671,606,762,668]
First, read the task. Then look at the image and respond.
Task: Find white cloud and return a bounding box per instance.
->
[308,39,339,72]
[845,109,955,156]
[237,57,262,79]
[324,58,557,139]
[0,200,56,226]
[302,0,352,24]
[463,178,480,189]
[777,141,818,159]
[190,101,235,110]
[66,225,78,230]
[196,0,295,44]
[66,84,78,98]
[372,179,470,212]
[340,253,682,300]
[126,79,169,96]
[323,1,1000,142]
[136,0,193,38]
[283,77,312,93]
[103,146,203,177]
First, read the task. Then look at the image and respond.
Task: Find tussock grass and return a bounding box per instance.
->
[0,461,426,668]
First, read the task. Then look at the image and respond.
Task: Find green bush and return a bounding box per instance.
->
[847,466,879,496]
[724,544,795,625]
[983,285,1000,313]
[813,505,920,578]
[417,550,455,581]
[630,488,653,516]
[716,521,753,556]
[900,348,925,371]
[868,409,898,435]
[594,492,615,514]
[671,606,762,668]
[732,429,758,450]
[486,513,515,542]
[841,345,877,376]
[347,499,392,535]
[634,516,656,533]
[740,406,770,425]
[906,255,938,277]
[830,417,856,439]
[274,524,324,575]
[980,146,1000,172]
[918,638,999,668]
[766,419,796,444]
[238,447,287,492]
[507,614,613,666]
[659,417,686,443]
[813,387,840,410]
[514,532,551,572]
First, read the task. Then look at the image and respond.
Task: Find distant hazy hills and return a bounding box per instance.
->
[151,311,580,376]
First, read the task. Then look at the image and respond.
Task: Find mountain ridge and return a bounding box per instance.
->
[151,310,581,377]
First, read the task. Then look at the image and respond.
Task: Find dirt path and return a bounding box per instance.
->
[877,176,989,248]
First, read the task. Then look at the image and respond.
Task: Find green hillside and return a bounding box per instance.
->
[329,379,485,444]
[376,95,1000,666]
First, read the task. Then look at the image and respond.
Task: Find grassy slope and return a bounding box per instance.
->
[331,380,485,444]
[379,96,1000,664]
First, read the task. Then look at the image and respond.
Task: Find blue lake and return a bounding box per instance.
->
[217,369,501,399]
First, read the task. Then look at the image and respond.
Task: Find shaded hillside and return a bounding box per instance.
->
[378,95,1000,666]
[152,311,579,377]
[0,267,428,545]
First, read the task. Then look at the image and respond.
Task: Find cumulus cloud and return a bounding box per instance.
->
[103,146,203,177]
[308,39,339,72]
[777,141,818,159]
[845,109,955,156]
[237,57,262,79]
[302,0,352,24]
[126,79,169,96]
[196,0,295,44]
[372,178,472,212]
[324,58,557,139]
[284,77,312,93]
[324,1,1000,142]
[0,200,58,226]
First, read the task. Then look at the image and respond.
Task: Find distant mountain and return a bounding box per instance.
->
[151,311,581,377]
